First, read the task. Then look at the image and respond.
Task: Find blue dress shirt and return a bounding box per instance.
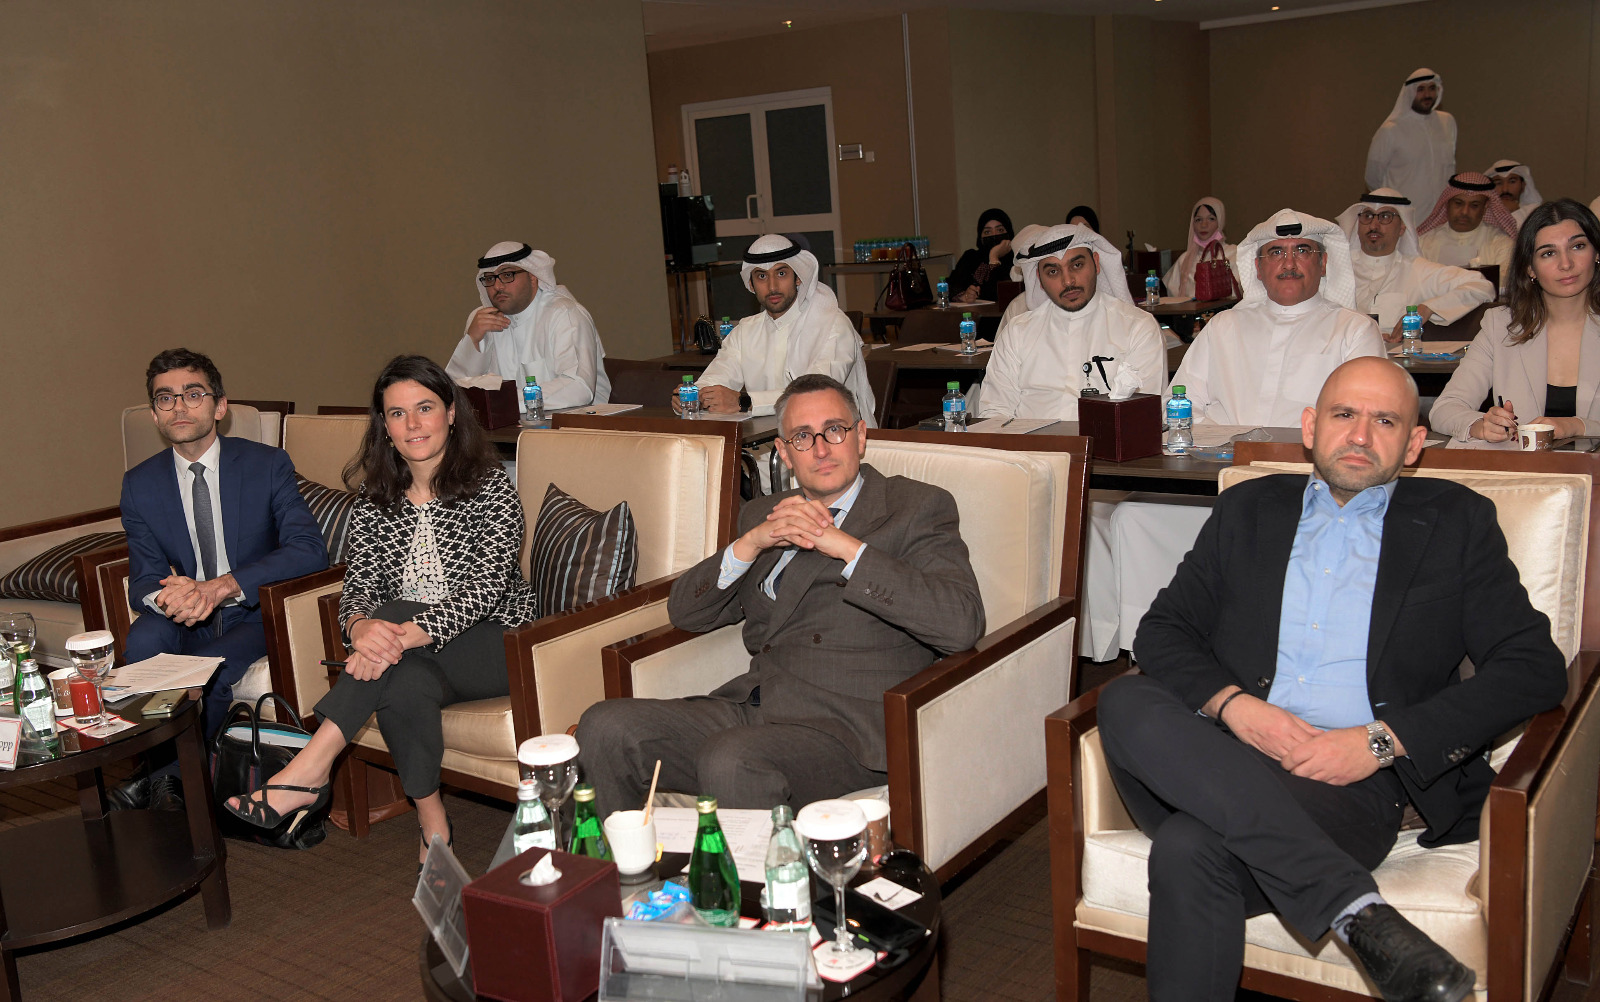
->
[1268,475,1397,729]
[717,474,868,595]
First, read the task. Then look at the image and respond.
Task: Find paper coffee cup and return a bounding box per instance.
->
[47,668,75,716]
[1519,423,1555,452]
[603,809,658,876]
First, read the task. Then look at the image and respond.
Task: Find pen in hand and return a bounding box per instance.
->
[1498,395,1517,440]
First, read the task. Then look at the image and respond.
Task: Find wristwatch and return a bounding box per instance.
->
[1366,721,1396,768]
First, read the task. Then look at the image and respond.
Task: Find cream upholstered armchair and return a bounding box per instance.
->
[120,402,268,470]
[317,418,740,835]
[0,508,127,659]
[603,429,1091,879]
[1048,443,1600,1002]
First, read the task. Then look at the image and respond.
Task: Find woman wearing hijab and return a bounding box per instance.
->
[1431,199,1600,445]
[1161,197,1239,301]
[1065,205,1100,234]
[949,208,1014,303]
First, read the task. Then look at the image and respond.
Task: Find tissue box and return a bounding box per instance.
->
[462,848,624,1002]
[463,380,521,430]
[1078,393,1163,462]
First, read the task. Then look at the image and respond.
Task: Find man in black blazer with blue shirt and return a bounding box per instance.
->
[116,349,326,807]
[1098,357,1567,1002]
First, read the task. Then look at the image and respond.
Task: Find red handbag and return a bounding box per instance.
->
[1192,241,1240,302]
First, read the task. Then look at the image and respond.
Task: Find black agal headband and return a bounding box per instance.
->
[478,243,533,269]
[743,241,801,265]
[1017,234,1076,260]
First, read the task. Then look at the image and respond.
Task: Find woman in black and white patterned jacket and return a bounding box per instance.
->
[227,355,537,862]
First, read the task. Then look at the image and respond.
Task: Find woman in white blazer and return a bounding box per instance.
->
[1430,199,1600,444]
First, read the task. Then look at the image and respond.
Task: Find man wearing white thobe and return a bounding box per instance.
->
[1486,160,1544,228]
[1336,189,1493,342]
[1416,174,1518,289]
[696,235,876,424]
[1365,68,1456,211]
[446,242,611,411]
[980,224,1166,421]
[1171,209,1385,427]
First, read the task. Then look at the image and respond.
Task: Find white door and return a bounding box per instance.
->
[682,87,844,314]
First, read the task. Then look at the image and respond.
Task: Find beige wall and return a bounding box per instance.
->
[947,10,1099,245]
[1210,0,1595,233]
[0,0,665,526]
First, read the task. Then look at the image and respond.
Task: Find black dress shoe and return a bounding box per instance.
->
[1341,903,1474,1002]
[148,774,186,812]
[108,775,152,811]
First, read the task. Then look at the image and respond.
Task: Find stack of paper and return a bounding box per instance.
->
[102,653,223,697]
[653,806,774,882]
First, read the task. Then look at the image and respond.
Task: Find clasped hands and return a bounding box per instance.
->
[1210,687,1401,786]
[731,495,862,565]
[343,618,431,681]
[154,573,239,627]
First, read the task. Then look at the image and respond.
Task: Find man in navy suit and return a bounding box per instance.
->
[114,349,327,809]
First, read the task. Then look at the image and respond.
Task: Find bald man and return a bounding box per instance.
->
[1097,358,1566,1002]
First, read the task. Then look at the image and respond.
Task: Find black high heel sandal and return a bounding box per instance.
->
[226,783,332,840]
[418,819,455,875]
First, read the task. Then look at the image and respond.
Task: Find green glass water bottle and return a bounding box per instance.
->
[687,795,741,927]
[568,784,612,860]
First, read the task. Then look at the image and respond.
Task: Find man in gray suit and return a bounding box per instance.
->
[577,373,985,818]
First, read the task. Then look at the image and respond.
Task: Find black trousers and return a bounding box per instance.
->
[574,695,886,821]
[314,601,509,799]
[1097,675,1406,1002]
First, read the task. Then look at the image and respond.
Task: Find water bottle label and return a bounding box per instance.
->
[514,830,557,854]
[767,878,810,913]
[944,399,964,413]
[21,696,54,733]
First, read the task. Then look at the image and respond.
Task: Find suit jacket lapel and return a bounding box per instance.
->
[219,437,242,569]
[1579,316,1600,427]
[1253,485,1301,668]
[1366,483,1437,681]
[757,467,887,640]
[1518,330,1548,414]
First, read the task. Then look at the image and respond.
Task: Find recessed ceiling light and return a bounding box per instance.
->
[783,19,793,27]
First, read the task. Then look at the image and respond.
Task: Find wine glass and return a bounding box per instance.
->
[796,799,873,969]
[0,611,37,663]
[64,630,115,732]
[518,733,580,848]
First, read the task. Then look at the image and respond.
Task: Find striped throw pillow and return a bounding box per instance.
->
[0,531,127,603]
[530,484,638,616]
[295,474,359,566]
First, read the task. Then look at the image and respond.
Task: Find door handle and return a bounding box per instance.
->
[746,194,759,220]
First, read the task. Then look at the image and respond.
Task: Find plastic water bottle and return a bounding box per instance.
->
[942,381,967,432]
[511,779,556,854]
[959,312,977,354]
[936,277,949,309]
[762,804,811,929]
[521,377,543,427]
[718,316,734,343]
[678,166,692,196]
[1145,270,1160,309]
[1401,305,1423,357]
[1165,385,1194,456]
[678,375,700,418]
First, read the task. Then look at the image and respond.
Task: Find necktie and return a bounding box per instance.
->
[770,507,842,596]
[190,461,218,581]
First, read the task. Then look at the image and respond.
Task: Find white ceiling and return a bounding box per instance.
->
[641,0,1430,50]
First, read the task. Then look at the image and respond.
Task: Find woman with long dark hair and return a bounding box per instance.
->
[225,354,537,861]
[1430,199,1600,444]
[949,208,1015,304]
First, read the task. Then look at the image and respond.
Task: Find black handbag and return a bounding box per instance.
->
[882,242,935,311]
[210,692,326,849]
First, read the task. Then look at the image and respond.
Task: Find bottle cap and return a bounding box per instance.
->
[65,630,114,652]
[1171,385,1186,394]
[573,783,596,802]
[1148,270,1158,277]
[525,376,536,385]
[517,732,578,767]
[771,803,794,824]
[517,778,538,799]
[947,381,959,391]
[795,799,867,841]
[962,312,972,318]
[722,316,730,321]
[696,794,719,813]
[682,375,694,383]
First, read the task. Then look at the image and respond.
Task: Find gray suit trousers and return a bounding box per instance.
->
[576,695,886,821]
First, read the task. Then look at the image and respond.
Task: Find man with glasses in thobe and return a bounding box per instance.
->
[575,373,984,819]
[447,241,610,411]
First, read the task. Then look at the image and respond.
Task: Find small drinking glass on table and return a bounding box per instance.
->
[64,630,116,735]
[796,799,874,970]
[518,733,580,848]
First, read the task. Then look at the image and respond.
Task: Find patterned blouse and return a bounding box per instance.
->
[338,466,538,649]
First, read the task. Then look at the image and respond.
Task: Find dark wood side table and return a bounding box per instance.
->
[420,849,940,1002]
[0,696,229,1000]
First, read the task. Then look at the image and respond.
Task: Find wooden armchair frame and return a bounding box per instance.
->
[0,505,127,657]
[1048,441,1600,1002]
[602,429,1091,881]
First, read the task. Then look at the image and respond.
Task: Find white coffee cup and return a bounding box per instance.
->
[1519,423,1555,452]
[603,809,658,876]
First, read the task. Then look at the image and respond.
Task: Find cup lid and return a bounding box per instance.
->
[795,799,867,841]
[64,630,114,651]
[517,733,578,766]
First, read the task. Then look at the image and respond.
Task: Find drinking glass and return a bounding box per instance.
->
[518,734,580,849]
[64,631,115,732]
[0,611,37,662]
[797,800,873,969]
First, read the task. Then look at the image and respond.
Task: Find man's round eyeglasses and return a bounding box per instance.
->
[1357,211,1401,225]
[152,390,216,411]
[478,270,524,288]
[1258,245,1323,262]
[783,424,853,452]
